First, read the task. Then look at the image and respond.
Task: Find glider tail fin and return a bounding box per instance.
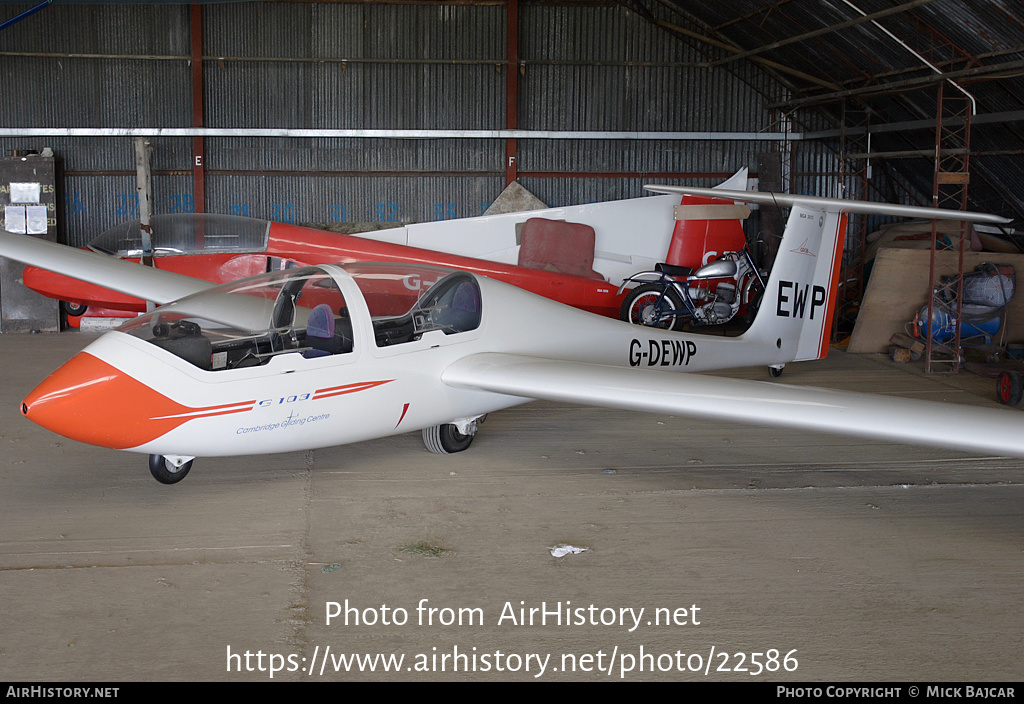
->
[742,206,849,363]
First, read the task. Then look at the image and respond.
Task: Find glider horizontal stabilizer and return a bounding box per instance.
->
[644,186,1013,225]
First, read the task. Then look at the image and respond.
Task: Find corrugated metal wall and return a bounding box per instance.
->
[0,1,838,247]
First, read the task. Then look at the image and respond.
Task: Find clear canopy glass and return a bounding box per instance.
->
[89,213,271,257]
[117,263,481,370]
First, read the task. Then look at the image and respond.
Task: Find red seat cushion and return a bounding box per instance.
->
[517,218,604,280]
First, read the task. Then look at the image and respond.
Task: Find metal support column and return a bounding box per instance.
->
[190,4,206,217]
[504,0,519,186]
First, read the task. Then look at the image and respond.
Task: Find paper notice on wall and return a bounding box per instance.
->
[26,205,48,234]
[4,205,26,234]
[10,182,41,204]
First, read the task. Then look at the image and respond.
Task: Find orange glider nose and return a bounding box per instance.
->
[22,351,256,450]
[22,352,166,449]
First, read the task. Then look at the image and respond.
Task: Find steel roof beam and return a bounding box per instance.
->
[654,19,838,89]
[711,0,937,68]
[0,127,805,140]
[769,59,1024,110]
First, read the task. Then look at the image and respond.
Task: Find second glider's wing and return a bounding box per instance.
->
[0,231,214,305]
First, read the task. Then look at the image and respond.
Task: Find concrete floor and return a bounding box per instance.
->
[0,331,1021,682]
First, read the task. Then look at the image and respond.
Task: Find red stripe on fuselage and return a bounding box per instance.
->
[313,379,393,400]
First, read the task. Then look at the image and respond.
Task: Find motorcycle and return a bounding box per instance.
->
[618,247,766,331]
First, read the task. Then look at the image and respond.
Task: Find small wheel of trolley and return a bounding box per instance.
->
[996,371,1023,406]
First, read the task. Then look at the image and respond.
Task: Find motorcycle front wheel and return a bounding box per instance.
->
[620,284,686,331]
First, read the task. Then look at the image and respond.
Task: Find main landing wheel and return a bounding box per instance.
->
[996,371,1023,406]
[620,284,684,331]
[422,424,475,454]
[60,301,88,317]
[148,454,194,484]
[769,365,784,378]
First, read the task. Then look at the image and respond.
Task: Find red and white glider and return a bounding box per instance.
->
[22,171,752,324]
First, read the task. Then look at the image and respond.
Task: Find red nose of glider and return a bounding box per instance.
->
[21,352,161,449]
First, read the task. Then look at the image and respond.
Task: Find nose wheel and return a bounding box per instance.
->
[148,454,194,484]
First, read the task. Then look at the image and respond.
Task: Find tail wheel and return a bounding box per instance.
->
[148,454,193,484]
[422,424,475,454]
[996,371,1023,406]
[620,284,684,330]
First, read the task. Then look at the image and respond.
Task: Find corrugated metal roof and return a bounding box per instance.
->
[653,0,1024,220]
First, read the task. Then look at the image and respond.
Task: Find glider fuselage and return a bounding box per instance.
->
[22,264,799,458]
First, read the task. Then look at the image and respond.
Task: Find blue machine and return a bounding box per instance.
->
[911,262,1015,346]
[913,305,1003,344]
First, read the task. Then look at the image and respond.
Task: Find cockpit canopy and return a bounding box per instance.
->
[88,213,271,258]
[117,263,482,370]
[340,263,482,347]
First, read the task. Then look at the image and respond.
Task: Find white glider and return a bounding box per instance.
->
[0,187,1017,483]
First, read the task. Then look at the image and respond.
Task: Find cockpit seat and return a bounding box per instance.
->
[150,320,213,370]
[304,304,354,357]
[439,280,481,332]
